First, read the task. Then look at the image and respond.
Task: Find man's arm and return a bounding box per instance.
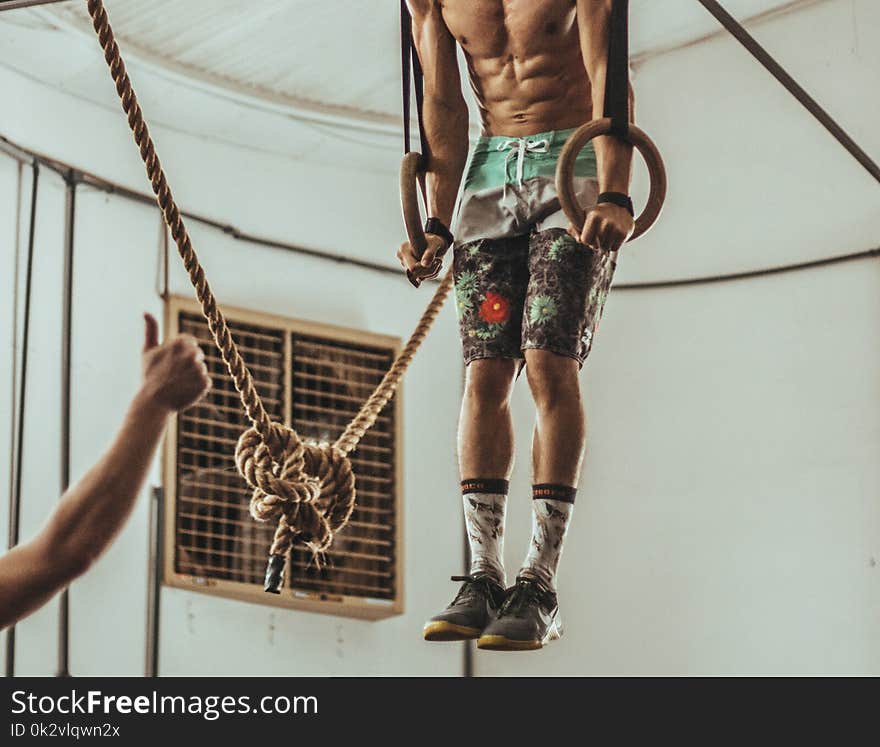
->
[575,0,635,253]
[0,314,211,630]
[397,0,469,275]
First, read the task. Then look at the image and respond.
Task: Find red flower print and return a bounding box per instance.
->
[479,292,510,324]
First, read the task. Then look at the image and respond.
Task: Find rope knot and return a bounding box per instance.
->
[235,423,356,557]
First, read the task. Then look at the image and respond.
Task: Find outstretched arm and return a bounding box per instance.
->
[575,0,635,253]
[397,0,470,275]
[0,314,211,630]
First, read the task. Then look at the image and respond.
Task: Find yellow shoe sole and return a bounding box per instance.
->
[476,634,543,651]
[423,620,482,642]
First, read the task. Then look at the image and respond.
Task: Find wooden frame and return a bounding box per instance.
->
[163,295,404,620]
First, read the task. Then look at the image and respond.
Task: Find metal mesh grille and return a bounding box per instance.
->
[172,309,398,605]
[175,312,283,585]
[289,335,397,601]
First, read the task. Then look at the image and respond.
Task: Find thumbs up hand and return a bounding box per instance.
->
[140,313,212,413]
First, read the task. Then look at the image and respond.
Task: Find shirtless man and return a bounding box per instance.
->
[397,1,634,650]
[0,314,210,631]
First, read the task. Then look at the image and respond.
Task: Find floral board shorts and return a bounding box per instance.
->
[451,127,617,367]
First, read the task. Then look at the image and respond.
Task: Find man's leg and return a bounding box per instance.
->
[424,360,519,642]
[453,235,529,584]
[458,358,518,484]
[457,359,518,584]
[519,349,582,593]
[515,226,616,593]
[525,350,585,488]
[478,228,615,651]
[424,233,528,642]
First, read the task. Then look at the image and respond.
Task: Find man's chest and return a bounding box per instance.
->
[439,0,578,57]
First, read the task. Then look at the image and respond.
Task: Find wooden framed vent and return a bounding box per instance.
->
[163,296,403,619]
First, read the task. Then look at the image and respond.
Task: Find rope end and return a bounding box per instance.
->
[263,554,286,594]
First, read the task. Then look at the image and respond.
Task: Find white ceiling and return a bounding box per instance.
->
[36,0,811,125]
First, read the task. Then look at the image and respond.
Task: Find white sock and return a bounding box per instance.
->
[519,484,576,592]
[461,478,509,585]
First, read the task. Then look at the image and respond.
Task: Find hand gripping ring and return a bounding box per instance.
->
[556,118,667,242]
[400,151,444,288]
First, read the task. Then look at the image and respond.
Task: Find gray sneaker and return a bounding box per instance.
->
[477,576,563,651]
[423,574,506,642]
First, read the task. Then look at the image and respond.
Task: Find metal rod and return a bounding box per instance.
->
[0,0,73,12]
[696,0,880,184]
[461,519,472,676]
[0,134,407,280]
[144,486,164,677]
[57,171,76,679]
[4,162,22,671]
[614,245,880,291]
[458,362,473,678]
[6,163,22,559]
[0,133,875,289]
[5,161,39,678]
[0,135,36,163]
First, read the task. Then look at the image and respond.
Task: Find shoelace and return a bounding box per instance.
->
[497,578,548,618]
[496,137,550,201]
[449,574,496,605]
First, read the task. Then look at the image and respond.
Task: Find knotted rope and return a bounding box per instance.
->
[85,0,454,574]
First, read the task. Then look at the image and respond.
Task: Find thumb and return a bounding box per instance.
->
[420,238,443,267]
[143,313,159,352]
[420,246,437,267]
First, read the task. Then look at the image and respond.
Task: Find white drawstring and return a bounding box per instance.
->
[496,137,550,199]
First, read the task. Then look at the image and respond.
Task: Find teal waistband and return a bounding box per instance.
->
[464,127,597,192]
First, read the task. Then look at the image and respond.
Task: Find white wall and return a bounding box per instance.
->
[1,0,878,677]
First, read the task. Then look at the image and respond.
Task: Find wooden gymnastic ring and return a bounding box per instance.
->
[556,118,667,242]
[399,151,442,288]
[400,151,427,255]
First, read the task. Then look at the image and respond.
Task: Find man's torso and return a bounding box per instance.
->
[439,0,593,137]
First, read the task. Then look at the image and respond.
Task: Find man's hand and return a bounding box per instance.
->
[396,233,449,276]
[140,313,212,413]
[570,203,634,253]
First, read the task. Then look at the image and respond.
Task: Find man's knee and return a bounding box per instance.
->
[464,358,517,410]
[524,350,580,410]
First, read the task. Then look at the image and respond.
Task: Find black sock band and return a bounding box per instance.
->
[461,478,509,495]
[532,484,577,504]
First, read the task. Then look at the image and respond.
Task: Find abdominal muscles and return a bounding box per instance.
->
[465,38,593,136]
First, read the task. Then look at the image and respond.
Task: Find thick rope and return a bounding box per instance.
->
[84,0,453,564]
[85,0,278,454]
